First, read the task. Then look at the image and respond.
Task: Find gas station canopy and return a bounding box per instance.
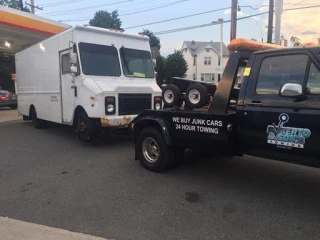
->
[0,6,70,55]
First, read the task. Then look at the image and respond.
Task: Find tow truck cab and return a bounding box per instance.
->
[131,38,320,172]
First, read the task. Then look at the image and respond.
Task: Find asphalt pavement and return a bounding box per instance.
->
[1,116,320,240]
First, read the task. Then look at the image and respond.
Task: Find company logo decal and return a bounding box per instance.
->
[266,113,311,149]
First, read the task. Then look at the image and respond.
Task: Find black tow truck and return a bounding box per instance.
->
[130,39,320,172]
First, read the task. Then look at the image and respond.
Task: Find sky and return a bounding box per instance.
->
[33,0,320,56]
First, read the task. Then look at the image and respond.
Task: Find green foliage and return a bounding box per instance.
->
[139,29,160,50]
[0,53,15,92]
[155,51,188,85]
[89,10,122,30]
[164,50,188,80]
[155,56,166,85]
[0,0,30,12]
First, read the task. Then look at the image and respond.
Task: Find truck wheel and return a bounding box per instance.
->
[31,107,45,129]
[162,84,181,107]
[169,147,185,169]
[185,84,208,109]
[137,128,173,172]
[75,110,96,141]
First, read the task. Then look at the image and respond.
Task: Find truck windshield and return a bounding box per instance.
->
[79,42,121,77]
[120,47,154,78]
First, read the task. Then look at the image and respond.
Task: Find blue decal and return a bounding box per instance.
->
[266,113,311,149]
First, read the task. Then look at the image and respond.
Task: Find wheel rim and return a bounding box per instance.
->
[188,89,200,104]
[164,89,174,104]
[142,137,160,163]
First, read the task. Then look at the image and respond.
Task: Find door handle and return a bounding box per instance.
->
[247,101,262,106]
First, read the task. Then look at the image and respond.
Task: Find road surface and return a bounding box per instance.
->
[1,114,320,240]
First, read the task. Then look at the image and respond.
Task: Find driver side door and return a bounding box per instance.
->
[60,50,75,124]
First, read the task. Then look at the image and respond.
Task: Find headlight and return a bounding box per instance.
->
[107,104,114,113]
[154,96,162,110]
[155,103,161,110]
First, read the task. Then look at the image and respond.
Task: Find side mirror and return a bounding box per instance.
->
[70,66,78,74]
[152,59,157,68]
[69,53,78,65]
[280,83,303,97]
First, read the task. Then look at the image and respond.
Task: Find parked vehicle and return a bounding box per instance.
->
[0,90,17,109]
[16,25,162,140]
[130,38,320,172]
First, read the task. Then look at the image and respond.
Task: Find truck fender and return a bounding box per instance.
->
[133,118,173,160]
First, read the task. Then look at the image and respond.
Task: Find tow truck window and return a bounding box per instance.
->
[306,63,320,95]
[120,48,154,78]
[79,43,121,77]
[256,54,308,95]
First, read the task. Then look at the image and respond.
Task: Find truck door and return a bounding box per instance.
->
[60,50,75,124]
[239,51,320,164]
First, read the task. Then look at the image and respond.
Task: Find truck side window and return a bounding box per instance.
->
[306,63,320,95]
[61,54,70,75]
[256,55,308,95]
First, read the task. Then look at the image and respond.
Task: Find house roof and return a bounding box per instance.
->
[183,41,229,56]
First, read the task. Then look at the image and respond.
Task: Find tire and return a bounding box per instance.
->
[74,110,97,141]
[162,84,181,107]
[10,104,17,109]
[168,147,185,169]
[31,107,45,129]
[185,83,208,109]
[136,127,173,172]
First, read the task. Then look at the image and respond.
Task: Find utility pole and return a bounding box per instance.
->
[230,0,237,42]
[25,0,43,14]
[274,0,283,45]
[19,0,24,11]
[267,0,274,43]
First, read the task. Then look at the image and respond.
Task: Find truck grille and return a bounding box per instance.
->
[118,94,152,115]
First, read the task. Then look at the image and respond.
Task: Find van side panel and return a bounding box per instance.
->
[16,31,73,123]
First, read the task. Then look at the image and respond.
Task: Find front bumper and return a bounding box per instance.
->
[0,100,16,107]
[100,115,137,128]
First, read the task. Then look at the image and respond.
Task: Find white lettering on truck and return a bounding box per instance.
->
[172,117,223,134]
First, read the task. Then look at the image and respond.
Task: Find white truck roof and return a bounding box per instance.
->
[16,25,150,56]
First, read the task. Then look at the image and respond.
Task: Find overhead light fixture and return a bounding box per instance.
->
[39,43,45,51]
[5,41,10,48]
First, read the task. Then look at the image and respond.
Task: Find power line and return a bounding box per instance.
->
[51,0,154,18]
[154,12,267,35]
[153,4,320,35]
[40,0,134,16]
[41,0,83,7]
[58,0,187,21]
[124,7,230,29]
[120,0,187,16]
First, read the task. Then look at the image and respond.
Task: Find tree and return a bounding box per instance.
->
[155,56,166,85]
[0,0,30,12]
[290,36,301,47]
[139,29,160,50]
[164,50,188,81]
[89,10,122,30]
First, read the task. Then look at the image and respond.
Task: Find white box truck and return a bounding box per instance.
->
[16,25,162,140]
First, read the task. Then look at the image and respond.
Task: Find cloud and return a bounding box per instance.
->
[281,0,320,44]
[160,40,183,56]
[301,30,318,35]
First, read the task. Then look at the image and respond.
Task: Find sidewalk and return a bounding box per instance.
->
[0,109,20,123]
[0,217,112,240]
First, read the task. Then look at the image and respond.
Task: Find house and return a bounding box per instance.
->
[181,40,229,83]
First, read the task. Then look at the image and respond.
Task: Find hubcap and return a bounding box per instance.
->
[142,137,160,163]
[164,89,174,104]
[188,89,200,104]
